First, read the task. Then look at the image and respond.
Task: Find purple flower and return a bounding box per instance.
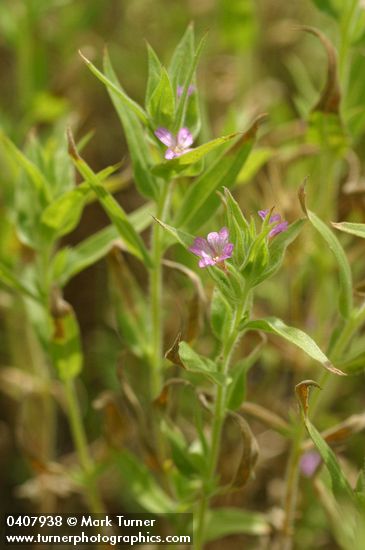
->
[177,84,196,98]
[189,227,234,269]
[300,451,321,477]
[154,127,194,160]
[258,209,288,238]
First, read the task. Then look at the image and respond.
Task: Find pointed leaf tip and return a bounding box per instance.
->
[298,176,309,217]
[66,128,80,161]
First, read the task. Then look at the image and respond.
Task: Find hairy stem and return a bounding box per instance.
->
[149,181,170,398]
[194,294,248,549]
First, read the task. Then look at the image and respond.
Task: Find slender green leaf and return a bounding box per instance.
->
[227,335,266,410]
[154,218,194,249]
[147,66,175,127]
[178,341,225,385]
[53,201,155,286]
[252,219,306,285]
[80,50,148,125]
[52,225,120,286]
[173,31,207,132]
[0,262,39,301]
[204,508,270,542]
[50,310,82,381]
[103,51,158,200]
[114,450,176,513]
[68,132,152,267]
[304,417,354,500]
[153,131,240,179]
[41,164,120,237]
[237,147,275,184]
[0,131,50,203]
[175,115,265,232]
[332,221,365,239]
[244,317,346,375]
[145,43,162,105]
[168,24,195,88]
[308,210,353,318]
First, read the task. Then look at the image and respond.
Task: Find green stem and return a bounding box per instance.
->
[149,181,170,398]
[194,294,248,549]
[64,378,105,514]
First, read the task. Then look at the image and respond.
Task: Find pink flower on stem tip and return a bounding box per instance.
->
[258,209,288,238]
[154,127,194,160]
[189,227,234,269]
[177,84,196,98]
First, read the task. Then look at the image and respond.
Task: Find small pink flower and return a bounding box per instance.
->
[300,451,321,477]
[177,84,195,98]
[189,227,234,269]
[258,209,288,238]
[154,127,194,160]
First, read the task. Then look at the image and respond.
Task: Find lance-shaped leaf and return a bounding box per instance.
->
[332,221,365,239]
[309,211,353,318]
[79,50,148,125]
[0,262,40,301]
[203,508,270,542]
[0,131,50,203]
[152,131,241,179]
[103,50,158,200]
[295,381,354,501]
[41,164,119,237]
[299,180,353,319]
[50,309,82,381]
[145,43,163,106]
[147,67,175,128]
[243,317,346,375]
[300,26,341,114]
[173,30,207,132]
[175,115,266,233]
[227,333,266,411]
[52,203,154,286]
[67,129,152,267]
[168,24,201,136]
[178,341,225,386]
[114,450,176,513]
[252,219,306,286]
[154,218,194,249]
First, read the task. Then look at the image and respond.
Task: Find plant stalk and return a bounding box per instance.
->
[194,295,247,549]
[64,377,105,515]
[149,180,170,398]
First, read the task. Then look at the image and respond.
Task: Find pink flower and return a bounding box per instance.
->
[258,209,288,237]
[177,84,195,98]
[300,451,321,477]
[154,127,194,160]
[189,227,234,269]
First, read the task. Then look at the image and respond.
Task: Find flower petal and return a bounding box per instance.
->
[198,255,216,268]
[221,242,234,260]
[269,214,281,223]
[218,227,229,243]
[155,127,175,147]
[177,127,193,148]
[189,237,211,257]
[206,231,221,253]
[165,148,177,160]
[258,209,269,220]
[269,221,288,237]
